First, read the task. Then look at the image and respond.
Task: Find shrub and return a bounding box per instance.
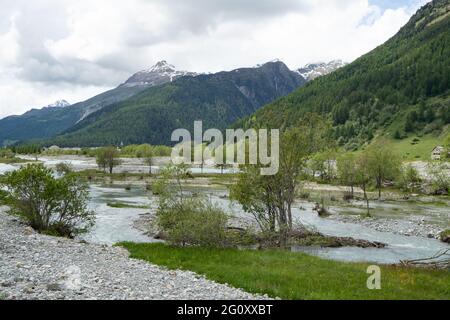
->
[398,165,422,193]
[157,198,229,247]
[55,162,74,175]
[1,164,94,237]
[427,162,450,195]
[155,164,229,247]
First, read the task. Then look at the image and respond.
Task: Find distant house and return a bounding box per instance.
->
[431,146,445,160]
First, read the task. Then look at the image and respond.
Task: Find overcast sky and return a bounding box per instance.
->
[0,0,429,119]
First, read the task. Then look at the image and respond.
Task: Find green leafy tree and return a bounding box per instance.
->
[143,149,154,175]
[444,133,450,159]
[399,164,422,194]
[1,164,94,237]
[355,152,372,216]
[366,141,402,199]
[427,161,450,195]
[231,114,331,246]
[96,147,122,174]
[337,153,358,197]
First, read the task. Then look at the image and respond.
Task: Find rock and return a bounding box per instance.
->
[1,280,14,288]
[23,227,35,236]
[46,283,64,292]
[23,285,35,294]
[0,210,264,300]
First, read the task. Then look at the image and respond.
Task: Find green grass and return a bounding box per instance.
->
[107,202,149,209]
[119,243,450,300]
[440,230,450,242]
[0,157,34,164]
[381,134,445,161]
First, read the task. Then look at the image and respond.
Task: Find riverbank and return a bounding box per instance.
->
[328,214,444,239]
[0,209,264,300]
[120,242,450,300]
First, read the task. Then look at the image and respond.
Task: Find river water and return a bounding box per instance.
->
[2,160,448,264]
[80,184,448,265]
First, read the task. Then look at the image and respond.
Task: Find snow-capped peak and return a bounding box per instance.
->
[47,100,70,108]
[142,60,176,73]
[296,60,347,81]
[121,61,198,88]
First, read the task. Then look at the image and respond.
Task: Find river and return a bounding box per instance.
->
[81,183,449,265]
[2,158,448,265]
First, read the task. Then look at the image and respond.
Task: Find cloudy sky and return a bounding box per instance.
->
[0,0,429,119]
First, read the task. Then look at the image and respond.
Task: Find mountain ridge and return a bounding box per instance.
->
[43,61,307,146]
[238,0,450,149]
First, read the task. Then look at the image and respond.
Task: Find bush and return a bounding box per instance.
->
[55,162,74,175]
[427,162,450,195]
[1,164,94,237]
[398,165,422,193]
[157,198,229,247]
[154,164,229,247]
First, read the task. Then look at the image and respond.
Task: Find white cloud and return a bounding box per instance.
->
[0,0,429,118]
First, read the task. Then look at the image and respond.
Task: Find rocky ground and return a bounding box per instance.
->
[0,209,266,300]
[328,214,444,240]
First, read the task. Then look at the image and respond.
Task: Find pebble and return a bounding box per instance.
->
[0,209,266,300]
[328,214,444,239]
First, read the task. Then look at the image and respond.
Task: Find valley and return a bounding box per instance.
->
[0,0,449,303]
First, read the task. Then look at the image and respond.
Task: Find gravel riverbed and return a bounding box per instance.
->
[0,208,266,300]
[327,214,445,239]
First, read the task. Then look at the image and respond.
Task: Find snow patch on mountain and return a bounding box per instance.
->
[120,61,198,88]
[47,100,71,108]
[296,60,347,81]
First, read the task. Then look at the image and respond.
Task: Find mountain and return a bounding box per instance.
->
[0,61,195,146]
[296,60,347,81]
[120,60,198,87]
[240,0,450,149]
[47,100,71,108]
[45,61,306,147]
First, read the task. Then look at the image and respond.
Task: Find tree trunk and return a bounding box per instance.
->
[287,202,292,230]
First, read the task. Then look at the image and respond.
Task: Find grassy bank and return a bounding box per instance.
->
[0,157,35,164]
[107,202,149,209]
[119,243,450,300]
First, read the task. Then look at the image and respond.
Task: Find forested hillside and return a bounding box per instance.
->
[240,0,450,150]
[0,85,147,146]
[44,61,305,146]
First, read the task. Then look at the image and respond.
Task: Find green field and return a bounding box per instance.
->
[383,135,445,161]
[120,243,450,300]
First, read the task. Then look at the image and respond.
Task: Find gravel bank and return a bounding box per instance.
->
[0,209,265,300]
[328,214,444,240]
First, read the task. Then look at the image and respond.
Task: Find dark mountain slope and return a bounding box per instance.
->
[0,86,148,147]
[0,61,194,146]
[47,61,306,146]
